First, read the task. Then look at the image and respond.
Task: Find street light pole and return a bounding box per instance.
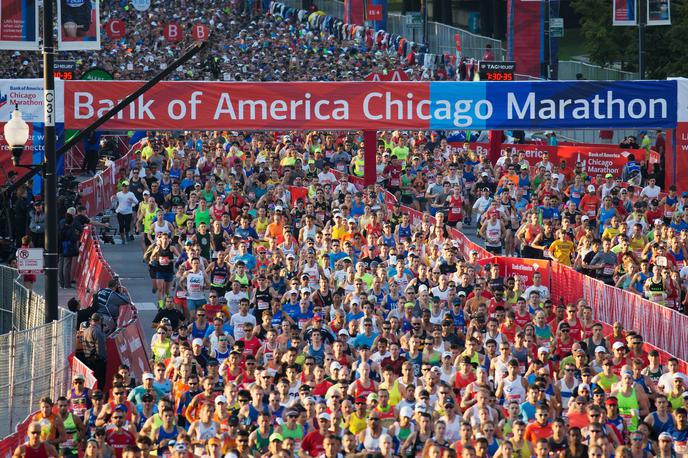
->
[43,0,58,324]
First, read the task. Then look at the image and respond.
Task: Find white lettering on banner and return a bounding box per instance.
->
[213,92,350,121]
[507,91,667,122]
[74,92,156,120]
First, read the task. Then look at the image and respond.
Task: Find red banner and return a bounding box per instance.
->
[64,81,430,130]
[366,4,382,20]
[448,141,647,178]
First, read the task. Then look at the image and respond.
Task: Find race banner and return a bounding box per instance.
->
[647,0,671,25]
[613,0,638,25]
[0,79,65,185]
[0,0,39,50]
[63,80,679,131]
[556,144,642,177]
[446,141,646,178]
[57,0,101,51]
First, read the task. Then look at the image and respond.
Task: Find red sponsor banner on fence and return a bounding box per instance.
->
[448,142,646,178]
[68,355,97,389]
[64,81,430,130]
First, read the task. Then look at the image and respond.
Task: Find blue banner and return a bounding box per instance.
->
[32,122,65,195]
[428,80,677,130]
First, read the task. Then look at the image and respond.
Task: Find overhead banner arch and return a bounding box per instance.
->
[64,80,679,131]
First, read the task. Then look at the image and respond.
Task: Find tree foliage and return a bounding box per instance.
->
[571,0,688,78]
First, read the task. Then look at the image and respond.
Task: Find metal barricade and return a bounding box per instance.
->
[558,60,638,81]
[0,265,76,438]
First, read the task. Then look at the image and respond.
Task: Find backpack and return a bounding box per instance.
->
[61,226,79,257]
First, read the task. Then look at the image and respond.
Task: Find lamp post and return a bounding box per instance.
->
[4,102,58,324]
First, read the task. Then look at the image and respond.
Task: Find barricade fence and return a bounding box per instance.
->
[280,0,504,60]
[78,140,139,217]
[74,139,151,390]
[0,307,75,438]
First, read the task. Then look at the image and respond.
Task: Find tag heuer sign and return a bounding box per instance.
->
[478,61,516,81]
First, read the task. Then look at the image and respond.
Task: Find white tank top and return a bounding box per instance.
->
[153,221,172,237]
[493,358,510,386]
[363,427,387,452]
[502,375,526,402]
[440,366,456,385]
[485,220,502,247]
[186,271,205,300]
[193,421,218,455]
[558,378,579,414]
[302,263,320,289]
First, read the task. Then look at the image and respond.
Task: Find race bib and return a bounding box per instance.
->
[603,265,614,276]
[159,256,170,266]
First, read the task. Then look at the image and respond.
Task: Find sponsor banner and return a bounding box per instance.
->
[647,0,670,25]
[64,80,678,131]
[114,320,150,380]
[364,70,409,81]
[492,257,551,291]
[557,145,641,177]
[0,79,64,123]
[447,142,645,178]
[57,0,101,51]
[104,19,124,39]
[0,0,39,50]
[613,0,638,25]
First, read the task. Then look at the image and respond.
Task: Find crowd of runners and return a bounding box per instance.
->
[16,127,688,458]
[8,1,688,458]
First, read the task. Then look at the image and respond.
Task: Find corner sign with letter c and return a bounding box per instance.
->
[105,20,125,39]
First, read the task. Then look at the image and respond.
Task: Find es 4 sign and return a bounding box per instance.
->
[192,24,209,41]
[164,23,182,42]
[367,5,382,21]
[105,20,125,39]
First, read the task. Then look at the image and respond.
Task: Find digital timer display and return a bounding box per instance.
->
[484,72,514,81]
[53,60,77,80]
[53,70,75,80]
[478,61,516,82]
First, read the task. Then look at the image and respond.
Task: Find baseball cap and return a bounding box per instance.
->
[659,432,673,441]
[400,406,413,418]
[587,185,596,192]
[612,341,625,350]
[595,345,607,353]
[605,396,618,405]
[269,433,284,442]
[605,173,613,178]
[121,180,129,186]
[192,338,204,346]
[142,372,155,381]
[73,374,85,382]
[538,346,550,354]
[318,412,331,421]
[215,395,228,404]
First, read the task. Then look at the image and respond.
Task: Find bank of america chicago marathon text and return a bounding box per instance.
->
[71,89,670,128]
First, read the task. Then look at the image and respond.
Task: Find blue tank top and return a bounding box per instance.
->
[569,185,583,206]
[307,344,325,365]
[351,200,365,217]
[599,207,615,233]
[384,294,398,314]
[650,412,674,436]
[406,351,423,377]
[398,224,412,242]
[191,322,208,340]
[382,234,396,248]
[156,424,179,455]
[634,272,650,294]
[215,348,230,363]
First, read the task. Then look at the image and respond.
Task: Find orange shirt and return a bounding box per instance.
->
[266,222,284,240]
[524,421,553,444]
